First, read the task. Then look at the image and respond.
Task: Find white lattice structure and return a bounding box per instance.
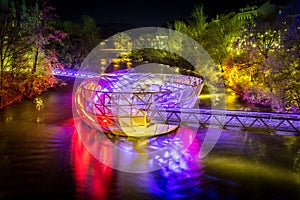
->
[74,72,204,137]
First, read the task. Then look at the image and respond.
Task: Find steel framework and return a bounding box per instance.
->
[74,72,204,137]
[149,108,300,135]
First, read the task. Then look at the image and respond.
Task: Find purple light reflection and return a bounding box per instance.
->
[71,123,206,199]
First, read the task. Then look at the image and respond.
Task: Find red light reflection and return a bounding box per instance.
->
[71,131,114,200]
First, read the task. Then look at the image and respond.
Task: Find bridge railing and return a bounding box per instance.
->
[150,108,300,135]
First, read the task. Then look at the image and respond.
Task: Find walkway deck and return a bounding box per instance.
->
[150,108,300,135]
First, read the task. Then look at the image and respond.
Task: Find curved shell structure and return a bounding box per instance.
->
[75,72,204,137]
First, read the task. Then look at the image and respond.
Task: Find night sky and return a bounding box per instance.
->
[50,0,293,27]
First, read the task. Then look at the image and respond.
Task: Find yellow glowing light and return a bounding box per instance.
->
[100,59,106,65]
[34,97,44,111]
[204,156,300,185]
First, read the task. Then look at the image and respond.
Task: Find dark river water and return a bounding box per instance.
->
[0,79,299,200]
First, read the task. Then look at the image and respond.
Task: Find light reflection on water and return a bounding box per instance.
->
[199,92,273,112]
[71,125,206,200]
[75,116,199,173]
[0,79,299,199]
[71,122,300,200]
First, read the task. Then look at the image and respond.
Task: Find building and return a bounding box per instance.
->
[235,1,277,22]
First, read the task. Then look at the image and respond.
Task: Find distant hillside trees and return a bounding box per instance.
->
[57,15,100,69]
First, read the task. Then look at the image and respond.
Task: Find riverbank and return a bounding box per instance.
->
[0,75,74,110]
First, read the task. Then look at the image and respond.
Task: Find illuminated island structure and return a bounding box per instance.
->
[75,69,204,137]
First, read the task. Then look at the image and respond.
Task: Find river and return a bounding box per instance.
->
[0,78,299,199]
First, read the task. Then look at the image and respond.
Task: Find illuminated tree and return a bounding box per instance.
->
[188,5,208,42]
[28,0,66,74]
[168,5,208,44]
[0,0,32,107]
[166,6,208,68]
[240,17,280,60]
[203,12,242,72]
[167,6,226,91]
[172,20,188,35]
[263,51,300,112]
[226,8,300,112]
[0,0,65,108]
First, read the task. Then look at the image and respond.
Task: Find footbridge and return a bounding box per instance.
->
[152,108,300,135]
[53,69,300,135]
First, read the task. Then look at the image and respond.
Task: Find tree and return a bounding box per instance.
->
[263,51,300,112]
[0,0,65,108]
[240,17,280,60]
[279,0,300,68]
[170,5,208,44]
[28,0,65,74]
[189,5,208,42]
[225,7,300,112]
[203,12,242,72]
[80,15,100,54]
[0,0,32,107]
[58,15,99,69]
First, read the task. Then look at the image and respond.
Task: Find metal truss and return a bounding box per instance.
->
[150,108,300,134]
[74,72,203,137]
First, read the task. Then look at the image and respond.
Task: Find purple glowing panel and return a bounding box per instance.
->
[75,72,204,137]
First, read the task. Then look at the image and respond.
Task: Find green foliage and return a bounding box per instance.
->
[57,16,100,69]
[202,12,241,70]
[169,5,207,43]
